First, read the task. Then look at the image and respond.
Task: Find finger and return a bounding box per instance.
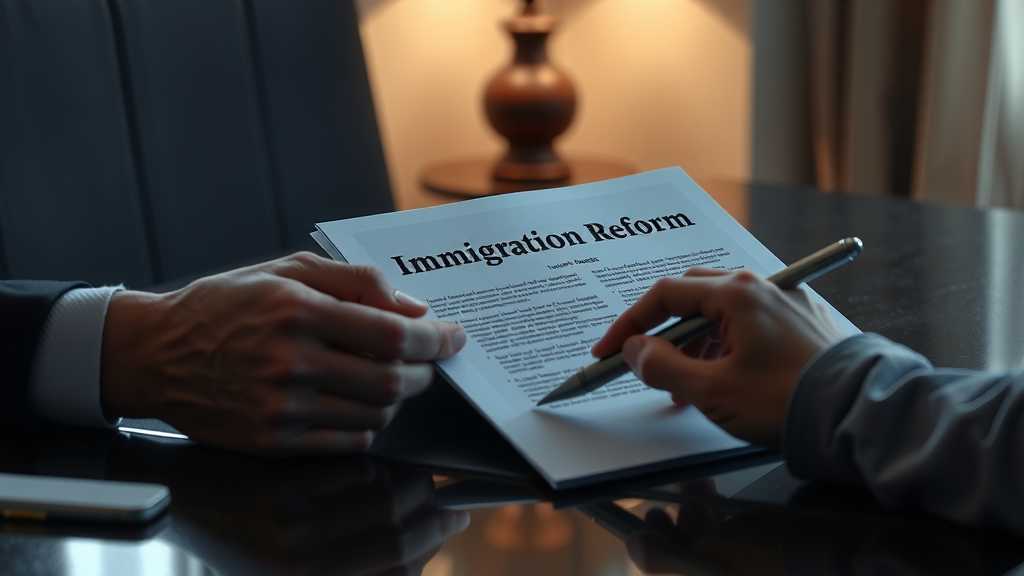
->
[682,267,730,278]
[622,335,719,402]
[275,253,429,318]
[277,393,400,431]
[592,277,723,358]
[311,300,466,361]
[680,325,725,359]
[302,348,435,406]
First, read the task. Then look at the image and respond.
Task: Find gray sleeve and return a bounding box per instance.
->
[783,333,1024,531]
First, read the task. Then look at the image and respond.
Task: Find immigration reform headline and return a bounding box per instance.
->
[391,212,695,275]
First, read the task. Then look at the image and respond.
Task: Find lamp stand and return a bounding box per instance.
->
[484,1,576,182]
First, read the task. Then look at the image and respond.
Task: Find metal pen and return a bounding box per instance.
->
[536,237,864,406]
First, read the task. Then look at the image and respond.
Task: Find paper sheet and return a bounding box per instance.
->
[314,168,858,488]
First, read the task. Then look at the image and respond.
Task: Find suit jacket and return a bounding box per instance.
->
[1,280,85,433]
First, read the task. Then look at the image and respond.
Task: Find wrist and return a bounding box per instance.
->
[100,290,173,419]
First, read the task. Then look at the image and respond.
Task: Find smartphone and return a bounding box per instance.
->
[0,473,170,524]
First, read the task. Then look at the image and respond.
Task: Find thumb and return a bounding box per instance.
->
[623,335,713,403]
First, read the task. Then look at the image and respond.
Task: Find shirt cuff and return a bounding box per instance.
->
[31,286,124,428]
[782,333,926,482]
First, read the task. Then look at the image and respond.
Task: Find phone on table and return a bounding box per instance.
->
[0,473,170,524]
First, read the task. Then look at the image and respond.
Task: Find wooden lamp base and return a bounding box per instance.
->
[484,2,574,184]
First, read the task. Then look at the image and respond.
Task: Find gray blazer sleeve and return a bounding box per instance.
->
[783,333,1024,532]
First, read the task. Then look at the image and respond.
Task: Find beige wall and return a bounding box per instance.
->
[357,0,751,209]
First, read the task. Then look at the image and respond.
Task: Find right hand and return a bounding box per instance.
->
[592,268,844,447]
[101,252,465,453]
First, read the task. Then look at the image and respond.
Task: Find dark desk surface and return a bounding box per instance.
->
[4,181,1024,575]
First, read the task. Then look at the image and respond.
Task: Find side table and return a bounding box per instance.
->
[421,156,635,199]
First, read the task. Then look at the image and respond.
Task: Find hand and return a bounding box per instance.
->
[592,268,844,447]
[100,252,466,453]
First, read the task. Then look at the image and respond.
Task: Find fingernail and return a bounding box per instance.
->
[394,289,427,308]
[623,336,644,367]
[450,325,467,352]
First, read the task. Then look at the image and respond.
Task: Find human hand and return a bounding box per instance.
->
[100,252,465,453]
[592,269,844,447]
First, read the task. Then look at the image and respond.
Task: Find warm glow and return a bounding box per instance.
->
[422,551,454,576]
[358,0,751,209]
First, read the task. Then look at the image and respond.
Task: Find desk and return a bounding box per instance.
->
[3,181,1024,575]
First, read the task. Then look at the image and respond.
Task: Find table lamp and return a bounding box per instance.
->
[421,0,633,197]
[484,0,575,182]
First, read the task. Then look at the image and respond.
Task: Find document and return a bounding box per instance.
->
[314,167,858,488]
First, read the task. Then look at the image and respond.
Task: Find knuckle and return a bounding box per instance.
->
[270,251,320,276]
[722,279,763,309]
[273,293,310,328]
[265,343,306,381]
[632,350,654,382]
[731,270,760,285]
[652,277,677,292]
[289,251,322,267]
[353,265,388,290]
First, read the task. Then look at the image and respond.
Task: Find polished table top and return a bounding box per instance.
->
[3,181,1024,575]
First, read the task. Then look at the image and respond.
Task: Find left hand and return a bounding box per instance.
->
[101,252,466,453]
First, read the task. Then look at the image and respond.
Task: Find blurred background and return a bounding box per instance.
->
[4,0,1021,285]
[356,0,1024,211]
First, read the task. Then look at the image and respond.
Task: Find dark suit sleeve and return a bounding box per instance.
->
[0,281,87,433]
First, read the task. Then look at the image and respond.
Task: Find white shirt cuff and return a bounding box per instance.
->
[31,286,124,428]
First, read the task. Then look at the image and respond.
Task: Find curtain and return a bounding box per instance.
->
[978,0,1024,209]
[806,0,932,197]
[793,0,1023,209]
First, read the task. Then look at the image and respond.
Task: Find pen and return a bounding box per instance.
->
[536,237,864,406]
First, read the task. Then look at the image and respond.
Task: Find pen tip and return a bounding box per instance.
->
[536,374,584,407]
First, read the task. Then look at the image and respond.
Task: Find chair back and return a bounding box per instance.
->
[0,0,392,286]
